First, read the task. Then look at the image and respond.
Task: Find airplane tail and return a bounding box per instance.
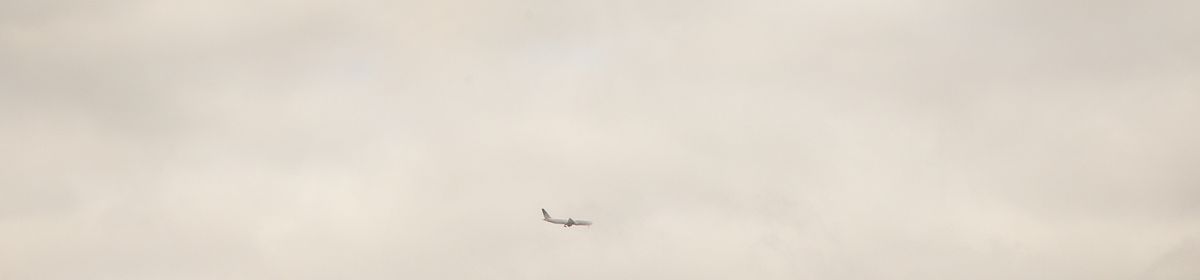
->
[541,209,551,219]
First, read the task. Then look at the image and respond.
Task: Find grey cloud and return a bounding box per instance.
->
[1,0,1197,279]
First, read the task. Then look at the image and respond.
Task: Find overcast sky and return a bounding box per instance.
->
[2,0,1198,279]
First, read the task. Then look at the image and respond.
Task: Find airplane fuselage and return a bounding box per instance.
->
[542,209,591,227]
[544,218,571,224]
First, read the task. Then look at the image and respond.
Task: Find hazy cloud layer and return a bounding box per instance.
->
[2,0,1197,279]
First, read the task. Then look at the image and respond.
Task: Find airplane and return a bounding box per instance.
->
[542,208,592,227]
